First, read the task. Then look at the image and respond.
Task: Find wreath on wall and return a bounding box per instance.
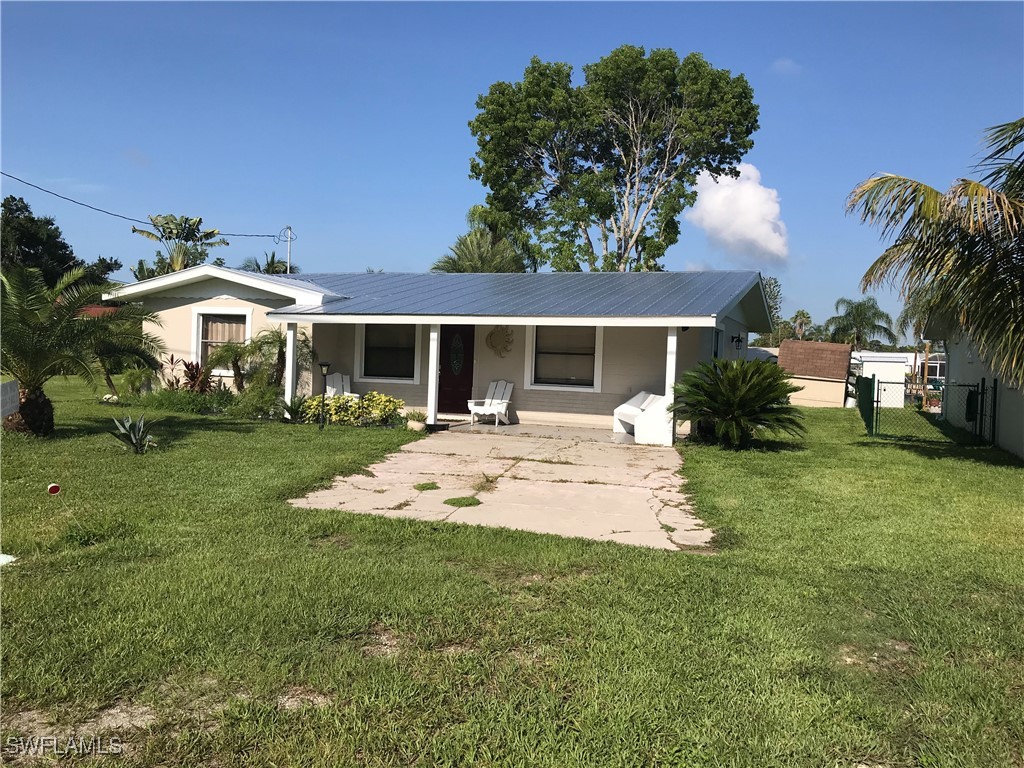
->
[485,325,514,358]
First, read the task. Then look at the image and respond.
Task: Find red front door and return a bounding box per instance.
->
[438,325,475,414]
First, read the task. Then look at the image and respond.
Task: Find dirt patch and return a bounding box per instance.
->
[839,640,917,673]
[277,686,332,711]
[361,624,403,657]
[79,700,157,732]
[1,709,52,734]
[312,533,353,550]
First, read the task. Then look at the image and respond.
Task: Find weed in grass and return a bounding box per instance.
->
[473,473,499,493]
[389,500,412,511]
[443,496,481,507]
[413,481,439,492]
[660,523,677,533]
[57,516,134,549]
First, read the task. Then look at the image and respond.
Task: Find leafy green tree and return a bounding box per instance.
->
[1,266,164,435]
[670,359,805,449]
[432,229,525,273]
[130,214,228,280]
[469,45,759,272]
[825,297,898,351]
[1,196,122,287]
[848,117,1024,385]
[240,251,299,274]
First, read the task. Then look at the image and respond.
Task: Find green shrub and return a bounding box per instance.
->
[300,392,405,427]
[670,359,806,449]
[131,388,236,414]
[405,409,427,422]
[282,395,309,422]
[226,380,284,420]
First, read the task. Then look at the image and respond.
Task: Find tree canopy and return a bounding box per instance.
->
[469,45,759,272]
[849,116,1024,385]
[825,297,898,351]
[1,196,121,287]
[240,251,298,274]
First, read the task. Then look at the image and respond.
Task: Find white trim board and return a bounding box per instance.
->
[523,325,604,393]
[104,265,329,305]
[353,323,423,386]
[191,307,254,377]
[268,313,720,328]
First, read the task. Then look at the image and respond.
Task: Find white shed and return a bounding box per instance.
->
[860,354,908,408]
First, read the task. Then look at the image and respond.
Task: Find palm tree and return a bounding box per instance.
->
[825,297,898,351]
[431,229,525,273]
[848,117,1024,385]
[130,214,229,280]
[895,283,942,385]
[1,266,164,435]
[240,251,299,275]
[791,309,812,340]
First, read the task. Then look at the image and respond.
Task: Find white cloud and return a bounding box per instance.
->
[684,163,789,266]
[770,57,802,76]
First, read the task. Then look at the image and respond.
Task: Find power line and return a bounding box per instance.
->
[1,171,290,241]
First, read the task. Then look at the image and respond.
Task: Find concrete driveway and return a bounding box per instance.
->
[289,426,712,551]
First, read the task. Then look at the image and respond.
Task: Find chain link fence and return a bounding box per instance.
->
[855,375,999,444]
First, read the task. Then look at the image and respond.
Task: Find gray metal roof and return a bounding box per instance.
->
[265,271,764,319]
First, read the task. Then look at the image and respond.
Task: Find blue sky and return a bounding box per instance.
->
[3,2,1022,331]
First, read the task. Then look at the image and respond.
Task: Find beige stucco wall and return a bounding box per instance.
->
[141,278,312,390]
[788,376,846,408]
[308,323,720,428]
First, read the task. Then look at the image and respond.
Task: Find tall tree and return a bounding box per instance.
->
[432,229,525,273]
[1,266,163,435]
[469,45,759,272]
[791,309,812,340]
[240,251,299,274]
[1,196,121,287]
[848,117,1024,385]
[130,214,228,280]
[825,297,898,351]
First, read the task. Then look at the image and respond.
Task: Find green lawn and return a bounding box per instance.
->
[2,380,1023,766]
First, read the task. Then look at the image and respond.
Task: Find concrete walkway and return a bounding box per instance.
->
[289,428,712,551]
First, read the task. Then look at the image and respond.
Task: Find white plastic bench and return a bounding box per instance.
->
[613,391,674,446]
[325,373,359,399]
[468,380,514,431]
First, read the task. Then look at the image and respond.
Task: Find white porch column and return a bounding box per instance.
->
[665,326,677,397]
[426,323,441,425]
[283,322,298,413]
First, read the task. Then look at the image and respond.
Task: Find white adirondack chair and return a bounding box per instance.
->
[468,380,514,430]
[325,373,359,399]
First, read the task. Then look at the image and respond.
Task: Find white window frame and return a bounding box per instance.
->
[191,307,253,377]
[524,325,603,393]
[354,323,422,385]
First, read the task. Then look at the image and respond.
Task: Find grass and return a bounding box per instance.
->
[2,379,1023,766]
[443,496,482,508]
[413,481,440,492]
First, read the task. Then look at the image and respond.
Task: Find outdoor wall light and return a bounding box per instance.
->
[731,335,744,351]
[318,362,331,431]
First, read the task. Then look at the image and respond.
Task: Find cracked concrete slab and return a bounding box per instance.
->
[288,428,712,551]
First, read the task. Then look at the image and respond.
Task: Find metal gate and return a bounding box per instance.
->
[856,375,998,445]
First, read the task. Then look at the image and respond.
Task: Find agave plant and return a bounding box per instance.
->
[110,414,157,454]
[670,359,806,449]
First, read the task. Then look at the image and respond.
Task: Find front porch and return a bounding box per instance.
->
[282,321,735,445]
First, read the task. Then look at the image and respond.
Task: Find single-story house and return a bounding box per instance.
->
[777,340,853,408]
[925,316,1023,459]
[106,266,772,445]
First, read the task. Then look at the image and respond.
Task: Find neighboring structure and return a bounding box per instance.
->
[106,266,772,443]
[858,353,909,409]
[925,317,1023,459]
[777,340,853,408]
[850,350,946,382]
